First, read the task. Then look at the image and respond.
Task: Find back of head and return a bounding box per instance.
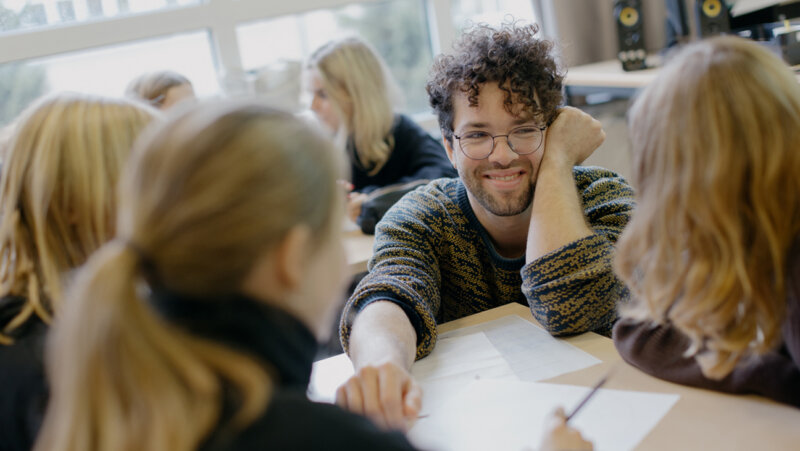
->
[426,21,564,143]
[617,36,800,377]
[36,101,344,451]
[308,37,397,174]
[126,70,193,108]
[0,92,157,343]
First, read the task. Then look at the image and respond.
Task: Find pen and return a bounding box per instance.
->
[564,370,612,423]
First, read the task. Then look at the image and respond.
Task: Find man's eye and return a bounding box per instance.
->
[463,131,490,140]
[512,127,540,136]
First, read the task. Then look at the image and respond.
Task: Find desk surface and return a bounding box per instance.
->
[565,59,660,89]
[565,58,800,90]
[437,303,800,451]
[344,228,373,275]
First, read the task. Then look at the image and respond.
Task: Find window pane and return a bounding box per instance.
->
[452,0,536,32]
[0,0,204,33]
[236,0,434,114]
[0,30,218,126]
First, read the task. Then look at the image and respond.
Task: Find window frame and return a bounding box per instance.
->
[0,0,461,81]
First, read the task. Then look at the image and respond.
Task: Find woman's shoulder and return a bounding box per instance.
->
[217,389,417,450]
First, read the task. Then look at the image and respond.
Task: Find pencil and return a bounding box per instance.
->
[565,370,612,423]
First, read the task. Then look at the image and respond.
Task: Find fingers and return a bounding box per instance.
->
[540,407,594,451]
[334,362,420,431]
[347,192,367,222]
[545,107,605,166]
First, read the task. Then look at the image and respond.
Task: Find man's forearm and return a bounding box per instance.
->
[526,159,593,263]
[348,300,417,371]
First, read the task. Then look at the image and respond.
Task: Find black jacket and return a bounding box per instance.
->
[0,296,48,451]
[150,291,419,451]
[350,114,456,194]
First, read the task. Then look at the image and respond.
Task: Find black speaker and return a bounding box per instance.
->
[695,0,730,37]
[614,1,647,71]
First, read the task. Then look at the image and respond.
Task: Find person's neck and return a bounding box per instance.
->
[467,193,530,259]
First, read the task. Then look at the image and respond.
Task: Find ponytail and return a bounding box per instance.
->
[36,241,271,451]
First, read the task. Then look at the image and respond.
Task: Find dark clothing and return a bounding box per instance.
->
[613,243,800,407]
[0,296,48,451]
[149,291,418,451]
[350,114,456,194]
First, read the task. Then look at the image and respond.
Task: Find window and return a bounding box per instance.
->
[0,0,542,127]
[0,31,217,125]
[236,0,434,114]
[0,0,204,33]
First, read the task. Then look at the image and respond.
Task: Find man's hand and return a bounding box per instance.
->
[543,107,605,168]
[336,361,423,431]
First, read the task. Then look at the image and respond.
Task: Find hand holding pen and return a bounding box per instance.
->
[536,368,615,451]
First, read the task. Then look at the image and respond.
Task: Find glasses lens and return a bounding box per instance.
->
[459,132,494,159]
[508,127,543,155]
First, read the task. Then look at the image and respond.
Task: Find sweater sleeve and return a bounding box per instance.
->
[339,188,445,360]
[521,167,634,336]
[613,318,800,406]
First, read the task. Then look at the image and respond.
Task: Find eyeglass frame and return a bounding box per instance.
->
[452,125,547,160]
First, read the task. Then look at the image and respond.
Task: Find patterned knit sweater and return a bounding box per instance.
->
[340,166,635,360]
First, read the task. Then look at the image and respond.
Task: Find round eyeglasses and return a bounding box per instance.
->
[453,125,546,160]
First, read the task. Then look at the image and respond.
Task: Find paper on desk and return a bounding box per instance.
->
[412,331,515,416]
[308,331,511,406]
[309,314,602,405]
[409,380,679,451]
[439,315,602,381]
[308,353,353,403]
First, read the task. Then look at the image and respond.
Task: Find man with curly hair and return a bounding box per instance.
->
[336,22,635,431]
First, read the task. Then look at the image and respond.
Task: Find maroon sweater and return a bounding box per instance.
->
[613,247,800,407]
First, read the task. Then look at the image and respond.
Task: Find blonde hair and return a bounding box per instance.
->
[616,36,800,378]
[35,103,344,451]
[126,70,192,108]
[0,93,157,345]
[308,37,398,175]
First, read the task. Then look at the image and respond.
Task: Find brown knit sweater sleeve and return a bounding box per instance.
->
[613,317,800,406]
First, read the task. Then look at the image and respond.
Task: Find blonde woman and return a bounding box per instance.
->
[306,37,456,222]
[126,70,196,110]
[0,93,157,450]
[613,37,800,406]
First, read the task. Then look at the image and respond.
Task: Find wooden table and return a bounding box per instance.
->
[565,58,800,98]
[344,228,374,275]
[565,59,659,98]
[437,303,800,450]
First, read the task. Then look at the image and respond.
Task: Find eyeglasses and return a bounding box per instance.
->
[453,125,546,160]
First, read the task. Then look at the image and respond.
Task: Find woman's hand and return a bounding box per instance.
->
[347,192,369,223]
[537,407,594,451]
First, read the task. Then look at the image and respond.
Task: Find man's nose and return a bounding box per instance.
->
[488,136,517,166]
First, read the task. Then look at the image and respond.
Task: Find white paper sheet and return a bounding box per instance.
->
[409,380,680,451]
[308,353,354,403]
[412,331,516,416]
[308,314,602,406]
[439,315,602,381]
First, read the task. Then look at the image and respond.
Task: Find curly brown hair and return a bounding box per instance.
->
[426,22,564,141]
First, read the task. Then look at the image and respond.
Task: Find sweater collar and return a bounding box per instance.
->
[148,290,317,389]
[455,181,526,271]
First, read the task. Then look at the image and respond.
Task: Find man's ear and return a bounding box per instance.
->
[274,224,313,291]
[442,134,457,169]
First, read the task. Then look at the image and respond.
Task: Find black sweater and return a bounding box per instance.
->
[150,291,419,451]
[350,114,456,194]
[0,296,48,451]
